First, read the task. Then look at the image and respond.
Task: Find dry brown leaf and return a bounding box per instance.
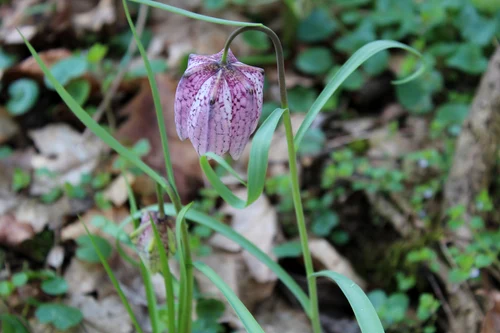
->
[29,123,108,195]
[46,245,65,269]
[66,295,133,333]
[14,48,72,77]
[235,297,312,333]
[309,239,366,289]
[481,291,500,333]
[209,190,278,282]
[0,214,34,246]
[72,0,115,32]
[0,108,19,144]
[103,173,135,206]
[117,75,202,201]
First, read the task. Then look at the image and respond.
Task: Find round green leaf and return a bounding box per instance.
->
[297,128,325,156]
[44,55,88,90]
[41,277,68,295]
[295,47,333,75]
[12,272,28,287]
[297,9,337,42]
[0,281,14,296]
[242,30,271,50]
[7,78,39,116]
[288,86,318,112]
[66,79,91,106]
[446,44,488,74]
[311,211,339,236]
[35,303,83,330]
[273,241,302,258]
[76,234,112,263]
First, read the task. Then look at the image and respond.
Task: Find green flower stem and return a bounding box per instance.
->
[222,26,322,333]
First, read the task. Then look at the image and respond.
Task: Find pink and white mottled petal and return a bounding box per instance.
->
[175,64,218,140]
[233,64,265,131]
[187,54,213,69]
[187,75,232,156]
[224,71,257,159]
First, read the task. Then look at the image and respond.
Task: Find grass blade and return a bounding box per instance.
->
[194,261,265,333]
[312,270,385,333]
[129,0,263,27]
[150,213,176,333]
[175,203,195,333]
[294,40,423,148]
[200,107,286,209]
[81,223,144,333]
[140,259,160,333]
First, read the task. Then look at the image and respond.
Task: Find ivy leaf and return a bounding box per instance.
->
[44,55,88,90]
[334,20,375,53]
[242,30,271,50]
[288,86,318,112]
[7,79,39,116]
[297,9,337,42]
[12,272,28,287]
[311,211,339,236]
[297,128,326,157]
[447,44,488,74]
[456,5,497,46]
[76,234,112,263]
[41,277,68,295]
[35,303,83,330]
[295,47,334,75]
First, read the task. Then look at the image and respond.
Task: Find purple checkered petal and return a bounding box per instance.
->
[174,48,264,159]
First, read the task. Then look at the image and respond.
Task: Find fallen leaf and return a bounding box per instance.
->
[29,123,108,195]
[116,75,203,201]
[309,238,366,289]
[0,214,34,246]
[103,173,135,206]
[481,291,500,333]
[65,295,133,333]
[72,0,115,32]
[14,197,71,232]
[210,190,278,283]
[0,108,19,144]
[46,245,65,269]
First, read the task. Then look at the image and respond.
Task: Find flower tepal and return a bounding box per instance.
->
[175,49,264,160]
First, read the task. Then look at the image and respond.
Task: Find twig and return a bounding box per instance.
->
[83,3,148,138]
[427,272,456,327]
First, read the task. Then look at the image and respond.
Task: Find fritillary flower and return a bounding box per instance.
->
[175,49,264,160]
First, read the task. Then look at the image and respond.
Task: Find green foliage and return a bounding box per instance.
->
[297,9,337,42]
[273,241,302,258]
[7,78,39,115]
[295,47,334,75]
[193,298,225,333]
[35,303,83,330]
[41,277,68,295]
[12,168,30,192]
[44,54,88,89]
[66,79,91,106]
[76,234,112,263]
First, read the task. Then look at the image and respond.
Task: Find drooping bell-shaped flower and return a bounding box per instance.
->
[175,49,264,160]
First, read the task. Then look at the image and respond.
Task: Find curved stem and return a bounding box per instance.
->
[222,26,321,333]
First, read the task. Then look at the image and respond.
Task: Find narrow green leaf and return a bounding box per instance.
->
[312,270,385,333]
[129,0,263,27]
[200,107,286,209]
[194,261,265,333]
[139,259,160,333]
[295,40,423,149]
[150,213,176,333]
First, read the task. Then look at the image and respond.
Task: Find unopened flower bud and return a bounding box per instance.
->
[132,211,175,273]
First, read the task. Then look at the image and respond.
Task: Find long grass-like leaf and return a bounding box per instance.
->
[140,259,160,333]
[200,107,286,209]
[120,204,311,315]
[123,0,179,203]
[150,214,176,333]
[312,271,385,333]
[129,0,263,27]
[81,223,144,333]
[294,40,423,148]
[175,203,195,333]
[194,262,265,333]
